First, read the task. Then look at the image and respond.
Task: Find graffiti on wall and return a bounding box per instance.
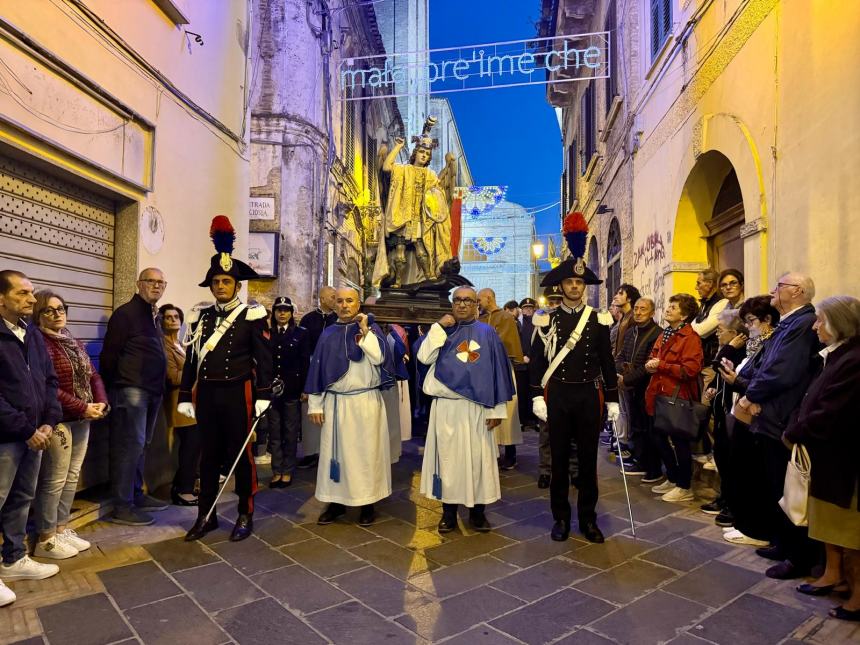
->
[632,231,666,270]
[634,230,669,318]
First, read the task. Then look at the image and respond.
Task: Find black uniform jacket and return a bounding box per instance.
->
[179,303,273,403]
[529,305,618,403]
[270,325,310,400]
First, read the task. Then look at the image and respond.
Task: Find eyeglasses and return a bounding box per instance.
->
[452,298,476,305]
[139,279,167,287]
[744,316,759,325]
[720,280,741,288]
[776,282,800,290]
[41,306,68,317]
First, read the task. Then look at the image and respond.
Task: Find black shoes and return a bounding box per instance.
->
[551,520,570,542]
[185,515,219,541]
[358,505,376,527]
[230,513,253,542]
[297,454,319,470]
[537,474,550,489]
[317,503,346,525]
[700,499,724,515]
[438,514,458,533]
[171,488,198,506]
[580,520,605,544]
[714,509,734,527]
[469,511,491,533]
[498,456,517,470]
[755,544,786,561]
[765,560,810,580]
[269,474,292,489]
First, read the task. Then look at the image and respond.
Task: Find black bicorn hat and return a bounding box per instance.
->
[540,211,602,287]
[519,297,537,307]
[543,284,563,299]
[198,216,261,287]
[272,296,293,311]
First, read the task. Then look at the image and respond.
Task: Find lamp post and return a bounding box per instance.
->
[531,240,545,260]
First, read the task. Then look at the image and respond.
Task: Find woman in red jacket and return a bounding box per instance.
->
[645,293,704,504]
[31,290,107,559]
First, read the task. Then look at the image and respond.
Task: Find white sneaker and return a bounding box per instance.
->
[661,486,695,503]
[0,555,60,580]
[0,580,15,607]
[703,456,717,472]
[693,453,712,464]
[722,529,769,546]
[34,536,78,560]
[254,453,272,465]
[651,480,676,494]
[59,528,91,552]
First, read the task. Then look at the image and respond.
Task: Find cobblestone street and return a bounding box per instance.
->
[1,433,857,645]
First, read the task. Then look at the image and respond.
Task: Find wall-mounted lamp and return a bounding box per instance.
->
[596,205,614,214]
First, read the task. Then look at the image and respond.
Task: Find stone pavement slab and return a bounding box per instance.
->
[489,588,615,644]
[348,539,440,580]
[490,557,598,602]
[252,564,349,614]
[573,557,678,604]
[172,561,265,612]
[693,593,812,644]
[330,565,435,618]
[663,560,763,608]
[125,594,228,645]
[38,593,132,645]
[396,584,524,641]
[215,597,327,645]
[143,537,219,573]
[280,536,364,578]
[591,589,708,644]
[309,600,425,645]
[408,554,516,598]
[639,535,735,572]
[210,534,293,575]
[97,561,182,610]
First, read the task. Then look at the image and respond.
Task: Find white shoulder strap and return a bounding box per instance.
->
[540,305,593,389]
[196,304,247,377]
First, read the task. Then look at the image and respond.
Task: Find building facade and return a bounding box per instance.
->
[0,0,252,486]
[428,97,474,189]
[541,0,860,312]
[459,198,535,306]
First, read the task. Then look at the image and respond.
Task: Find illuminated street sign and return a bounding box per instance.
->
[339,31,609,101]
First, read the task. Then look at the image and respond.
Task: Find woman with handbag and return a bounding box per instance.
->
[31,290,107,558]
[645,293,704,503]
[783,296,860,621]
[718,296,781,545]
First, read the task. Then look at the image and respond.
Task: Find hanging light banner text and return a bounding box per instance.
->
[338,32,609,101]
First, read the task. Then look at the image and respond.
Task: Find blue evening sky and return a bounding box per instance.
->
[429,0,562,236]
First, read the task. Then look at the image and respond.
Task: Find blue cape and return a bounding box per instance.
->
[421,320,514,408]
[388,332,409,381]
[304,321,396,394]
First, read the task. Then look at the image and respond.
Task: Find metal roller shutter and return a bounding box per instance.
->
[0,154,116,363]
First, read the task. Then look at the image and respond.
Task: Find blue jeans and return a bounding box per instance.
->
[33,421,90,532]
[0,441,43,564]
[109,387,162,508]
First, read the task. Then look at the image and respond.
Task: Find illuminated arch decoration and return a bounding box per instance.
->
[471,236,507,256]
[462,185,508,218]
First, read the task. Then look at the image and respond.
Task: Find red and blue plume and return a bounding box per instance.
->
[209,216,235,255]
[562,210,588,259]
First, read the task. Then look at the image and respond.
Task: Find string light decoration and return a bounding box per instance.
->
[461,185,508,218]
[470,236,507,256]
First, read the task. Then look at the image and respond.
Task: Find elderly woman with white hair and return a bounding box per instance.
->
[783,295,860,621]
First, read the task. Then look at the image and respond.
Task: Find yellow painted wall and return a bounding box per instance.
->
[631,0,860,311]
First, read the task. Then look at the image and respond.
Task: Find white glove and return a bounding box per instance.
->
[606,402,620,423]
[532,396,548,422]
[177,402,195,419]
[254,400,271,417]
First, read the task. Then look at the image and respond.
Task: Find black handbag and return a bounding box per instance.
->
[653,385,709,439]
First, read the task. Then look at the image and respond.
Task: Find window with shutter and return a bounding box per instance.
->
[561,170,568,214]
[605,0,618,114]
[344,101,355,173]
[581,84,596,175]
[367,137,378,201]
[650,0,672,60]
[567,143,577,206]
[606,217,622,302]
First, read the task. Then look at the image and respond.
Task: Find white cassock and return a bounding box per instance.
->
[398,380,411,440]
[418,323,506,507]
[493,369,522,448]
[382,386,402,464]
[300,401,320,455]
[309,333,391,506]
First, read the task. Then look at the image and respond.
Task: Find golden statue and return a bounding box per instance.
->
[372,117,452,288]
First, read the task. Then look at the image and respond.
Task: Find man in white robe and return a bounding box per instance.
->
[306,288,394,527]
[418,287,515,533]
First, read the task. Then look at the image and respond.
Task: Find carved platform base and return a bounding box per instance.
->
[365,285,453,325]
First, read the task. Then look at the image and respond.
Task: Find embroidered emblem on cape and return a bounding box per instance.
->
[456,340,481,363]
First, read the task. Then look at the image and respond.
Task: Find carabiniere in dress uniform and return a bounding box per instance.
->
[178,216,273,543]
[529,211,619,544]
